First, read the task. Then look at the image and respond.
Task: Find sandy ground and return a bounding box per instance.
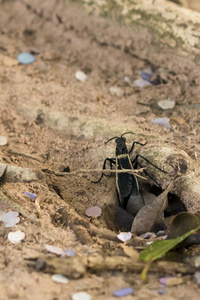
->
[0,0,200,299]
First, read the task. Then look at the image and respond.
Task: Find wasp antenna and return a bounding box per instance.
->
[105,136,119,144]
[121,131,135,137]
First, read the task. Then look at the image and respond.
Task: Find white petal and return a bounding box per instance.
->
[8,230,25,244]
[45,244,64,255]
[52,274,69,284]
[75,71,88,82]
[117,232,132,242]
[72,292,92,300]
[0,136,8,146]
[133,79,151,88]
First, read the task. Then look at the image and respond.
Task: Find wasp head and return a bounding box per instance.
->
[115,137,128,155]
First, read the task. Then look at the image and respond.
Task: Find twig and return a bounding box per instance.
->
[0,188,40,224]
[42,168,147,180]
[27,255,196,279]
[8,150,43,163]
[59,206,119,244]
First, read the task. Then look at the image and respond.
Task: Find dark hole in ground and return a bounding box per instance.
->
[165,193,187,217]
[106,185,187,233]
[49,184,63,199]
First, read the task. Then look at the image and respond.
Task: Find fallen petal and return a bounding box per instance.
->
[52,274,69,284]
[75,71,88,82]
[114,287,134,297]
[0,211,20,228]
[151,117,172,130]
[62,249,76,257]
[141,71,153,82]
[133,79,152,88]
[0,136,8,146]
[72,292,92,300]
[24,191,37,201]
[17,52,35,64]
[140,232,152,239]
[45,244,64,255]
[85,206,102,218]
[8,230,25,244]
[159,277,173,285]
[146,241,153,245]
[117,232,132,242]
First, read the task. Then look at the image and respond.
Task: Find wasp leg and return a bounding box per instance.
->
[134,160,162,187]
[132,154,167,173]
[92,157,116,183]
[129,141,147,155]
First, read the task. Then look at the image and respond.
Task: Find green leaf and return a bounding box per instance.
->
[140,226,199,262]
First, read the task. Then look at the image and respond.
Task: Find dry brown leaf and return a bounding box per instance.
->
[165,277,184,286]
[35,193,46,215]
[171,117,186,125]
[120,244,139,260]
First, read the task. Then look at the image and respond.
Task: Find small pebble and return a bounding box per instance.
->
[114,287,134,297]
[117,232,132,242]
[52,274,69,284]
[24,191,37,201]
[151,117,172,130]
[158,100,175,110]
[72,291,92,300]
[8,230,25,244]
[17,52,35,64]
[85,206,102,218]
[133,79,152,88]
[109,86,124,97]
[75,71,88,82]
[0,136,8,146]
[0,211,20,228]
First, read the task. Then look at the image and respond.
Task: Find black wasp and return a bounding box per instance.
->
[93,132,166,217]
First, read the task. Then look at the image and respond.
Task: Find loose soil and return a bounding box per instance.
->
[0,0,200,299]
